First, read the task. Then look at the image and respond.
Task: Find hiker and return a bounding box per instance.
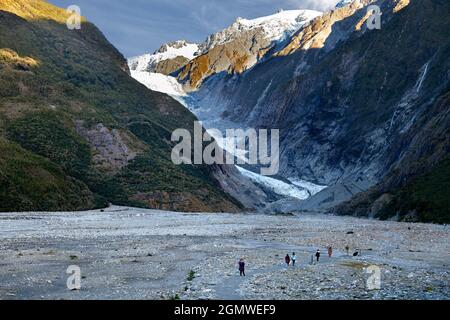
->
[345,245,350,256]
[238,258,246,276]
[315,249,321,262]
[328,246,333,258]
[285,254,291,266]
[291,252,297,266]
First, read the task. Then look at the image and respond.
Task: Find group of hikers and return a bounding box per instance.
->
[285,246,333,266]
[238,246,335,276]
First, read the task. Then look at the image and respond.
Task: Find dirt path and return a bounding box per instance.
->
[192,239,364,300]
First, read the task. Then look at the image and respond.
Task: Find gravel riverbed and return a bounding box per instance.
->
[0,206,448,300]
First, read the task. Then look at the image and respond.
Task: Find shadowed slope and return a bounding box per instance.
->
[0,0,243,212]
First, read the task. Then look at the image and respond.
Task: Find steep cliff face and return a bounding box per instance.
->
[276,0,374,57]
[0,0,244,212]
[190,0,421,182]
[334,89,450,223]
[181,0,450,217]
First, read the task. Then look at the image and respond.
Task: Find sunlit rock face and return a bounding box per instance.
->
[177,10,322,90]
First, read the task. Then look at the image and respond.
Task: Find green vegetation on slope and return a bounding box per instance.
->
[378,158,450,224]
[0,0,241,212]
[7,111,92,180]
[0,137,103,211]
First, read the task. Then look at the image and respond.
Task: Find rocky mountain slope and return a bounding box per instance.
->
[200,0,449,222]
[0,0,249,212]
[129,10,322,91]
[177,10,322,90]
[130,0,449,222]
[128,40,199,76]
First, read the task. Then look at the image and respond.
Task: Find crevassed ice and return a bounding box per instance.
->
[237,166,311,200]
[130,70,186,97]
[288,178,327,197]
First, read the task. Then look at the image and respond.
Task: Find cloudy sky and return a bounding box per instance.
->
[49,0,339,58]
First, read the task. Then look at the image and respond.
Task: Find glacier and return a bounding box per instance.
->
[127,10,332,206]
[237,166,310,200]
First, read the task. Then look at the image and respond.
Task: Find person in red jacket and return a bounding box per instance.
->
[285,254,291,266]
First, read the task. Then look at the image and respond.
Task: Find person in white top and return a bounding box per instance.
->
[291,252,297,266]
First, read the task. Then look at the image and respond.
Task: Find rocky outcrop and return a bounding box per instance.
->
[177,10,322,90]
[75,122,146,172]
[128,40,198,76]
[153,56,190,75]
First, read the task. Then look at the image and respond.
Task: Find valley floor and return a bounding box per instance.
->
[0,207,448,300]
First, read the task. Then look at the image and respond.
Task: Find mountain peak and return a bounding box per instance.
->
[198,9,322,55]
[128,40,199,74]
[234,9,321,28]
[155,40,198,55]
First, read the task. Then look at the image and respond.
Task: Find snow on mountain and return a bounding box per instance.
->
[128,40,199,73]
[130,70,186,97]
[129,10,323,93]
[335,0,354,8]
[127,40,199,96]
[198,9,322,53]
[239,9,320,28]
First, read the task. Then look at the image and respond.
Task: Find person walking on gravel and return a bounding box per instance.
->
[328,246,333,258]
[238,258,246,276]
[285,254,291,267]
[291,253,297,266]
[315,249,321,262]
